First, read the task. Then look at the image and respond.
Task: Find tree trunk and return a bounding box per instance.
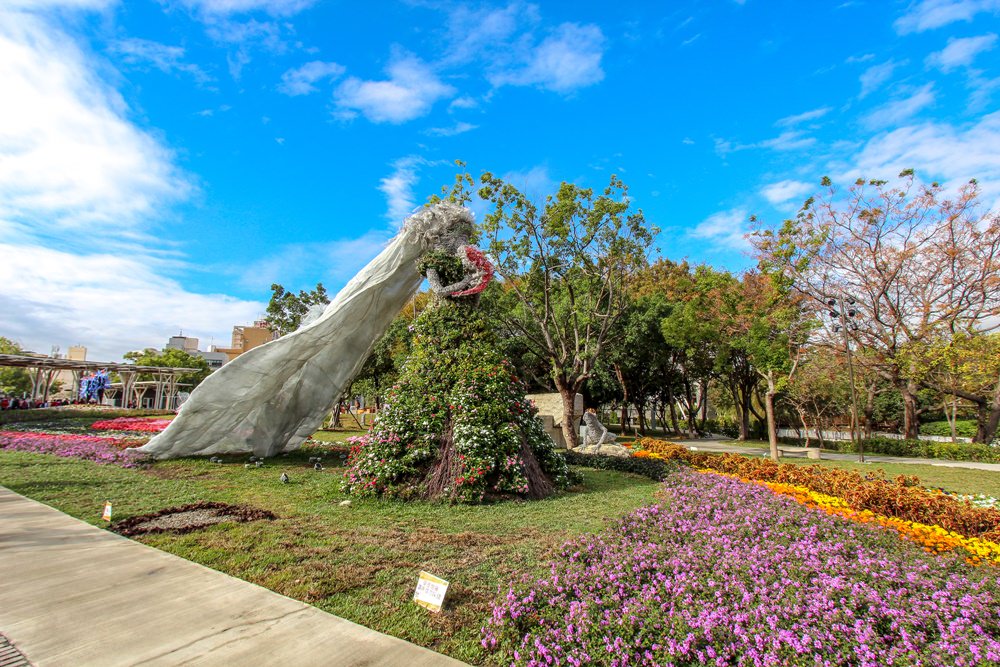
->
[683,378,697,438]
[637,403,647,435]
[900,380,921,440]
[797,407,811,448]
[667,391,680,434]
[765,372,779,461]
[976,374,1000,444]
[863,386,876,439]
[557,383,579,449]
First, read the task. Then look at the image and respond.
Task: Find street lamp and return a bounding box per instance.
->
[827,297,864,463]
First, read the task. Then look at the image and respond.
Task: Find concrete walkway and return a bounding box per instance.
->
[0,487,466,667]
[679,438,1000,472]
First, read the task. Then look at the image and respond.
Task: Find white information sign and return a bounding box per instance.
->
[413,571,449,613]
[102,501,113,522]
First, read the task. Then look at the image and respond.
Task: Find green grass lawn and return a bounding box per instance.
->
[0,435,659,665]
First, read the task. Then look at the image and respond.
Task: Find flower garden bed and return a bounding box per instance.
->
[90,417,171,433]
[633,438,1000,542]
[0,430,148,467]
[484,468,1000,666]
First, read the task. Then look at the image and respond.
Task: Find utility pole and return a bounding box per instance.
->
[827,297,864,463]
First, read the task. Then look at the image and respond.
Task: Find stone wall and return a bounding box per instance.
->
[527,392,582,449]
[526,392,582,426]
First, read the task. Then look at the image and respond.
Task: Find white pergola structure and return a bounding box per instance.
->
[0,354,199,409]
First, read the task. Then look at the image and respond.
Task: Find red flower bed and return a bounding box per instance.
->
[637,437,1000,541]
[90,417,171,433]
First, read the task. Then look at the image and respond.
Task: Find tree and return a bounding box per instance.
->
[752,172,1000,439]
[901,333,1000,443]
[710,270,812,459]
[478,174,656,448]
[265,283,330,337]
[0,337,32,396]
[122,348,212,388]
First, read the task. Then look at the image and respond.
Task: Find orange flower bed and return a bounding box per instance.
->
[702,470,1000,566]
[635,437,1000,542]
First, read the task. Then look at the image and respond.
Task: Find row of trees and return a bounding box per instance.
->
[266,167,1000,457]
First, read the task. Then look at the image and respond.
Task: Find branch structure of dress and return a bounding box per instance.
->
[135,202,474,459]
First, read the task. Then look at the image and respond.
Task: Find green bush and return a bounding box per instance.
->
[563,450,679,481]
[919,420,978,438]
[833,436,999,463]
[0,407,171,426]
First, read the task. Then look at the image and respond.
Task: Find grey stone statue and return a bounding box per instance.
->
[577,408,631,457]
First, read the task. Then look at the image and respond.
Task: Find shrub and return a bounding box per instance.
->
[343,300,572,503]
[0,407,171,426]
[920,419,978,438]
[635,437,1000,540]
[562,449,678,481]
[833,436,999,463]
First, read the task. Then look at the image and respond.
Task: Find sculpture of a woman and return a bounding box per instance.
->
[343,229,573,502]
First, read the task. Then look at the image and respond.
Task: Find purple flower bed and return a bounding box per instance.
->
[0,430,148,468]
[483,469,1000,667]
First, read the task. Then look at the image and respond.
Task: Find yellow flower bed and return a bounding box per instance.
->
[637,449,1000,566]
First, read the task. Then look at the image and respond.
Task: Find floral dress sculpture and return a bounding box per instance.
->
[343,227,574,503]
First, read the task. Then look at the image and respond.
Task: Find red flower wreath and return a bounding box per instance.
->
[450,246,494,297]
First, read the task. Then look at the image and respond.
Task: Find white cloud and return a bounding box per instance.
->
[426,121,478,137]
[776,107,832,127]
[110,37,213,84]
[926,33,998,71]
[0,8,265,362]
[761,180,814,205]
[179,0,317,16]
[379,156,428,222]
[502,165,556,198]
[0,10,191,234]
[236,231,391,292]
[895,0,1000,34]
[690,208,750,250]
[334,53,455,124]
[278,60,345,95]
[0,243,264,361]
[5,0,114,8]
[443,2,540,65]
[862,83,936,128]
[844,111,1000,202]
[489,23,605,93]
[759,131,817,151]
[859,60,903,98]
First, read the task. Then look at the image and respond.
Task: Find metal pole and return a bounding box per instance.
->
[841,315,863,463]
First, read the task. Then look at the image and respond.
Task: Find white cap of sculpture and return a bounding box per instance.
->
[134,202,474,459]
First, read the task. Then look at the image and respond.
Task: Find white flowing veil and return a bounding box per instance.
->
[135,202,473,459]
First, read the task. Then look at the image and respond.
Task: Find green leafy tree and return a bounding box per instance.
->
[122,348,212,388]
[478,173,656,448]
[0,337,32,396]
[265,283,330,337]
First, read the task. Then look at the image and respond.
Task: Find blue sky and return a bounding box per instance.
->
[2,0,999,360]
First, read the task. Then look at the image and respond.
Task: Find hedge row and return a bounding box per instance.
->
[834,436,999,463]
[0,408,172,426]
[563,449,679,482]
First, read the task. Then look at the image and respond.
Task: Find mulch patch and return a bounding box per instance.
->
[111,502,277,537]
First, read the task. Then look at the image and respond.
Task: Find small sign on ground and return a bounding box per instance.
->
[413,571,449,613]
[102,501,112,522]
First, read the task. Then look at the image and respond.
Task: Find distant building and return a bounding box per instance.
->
[213,319,274,362]
[166,335,200,353]
[163,334,227,370]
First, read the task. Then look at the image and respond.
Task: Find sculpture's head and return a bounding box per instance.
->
[404,201,476,252]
